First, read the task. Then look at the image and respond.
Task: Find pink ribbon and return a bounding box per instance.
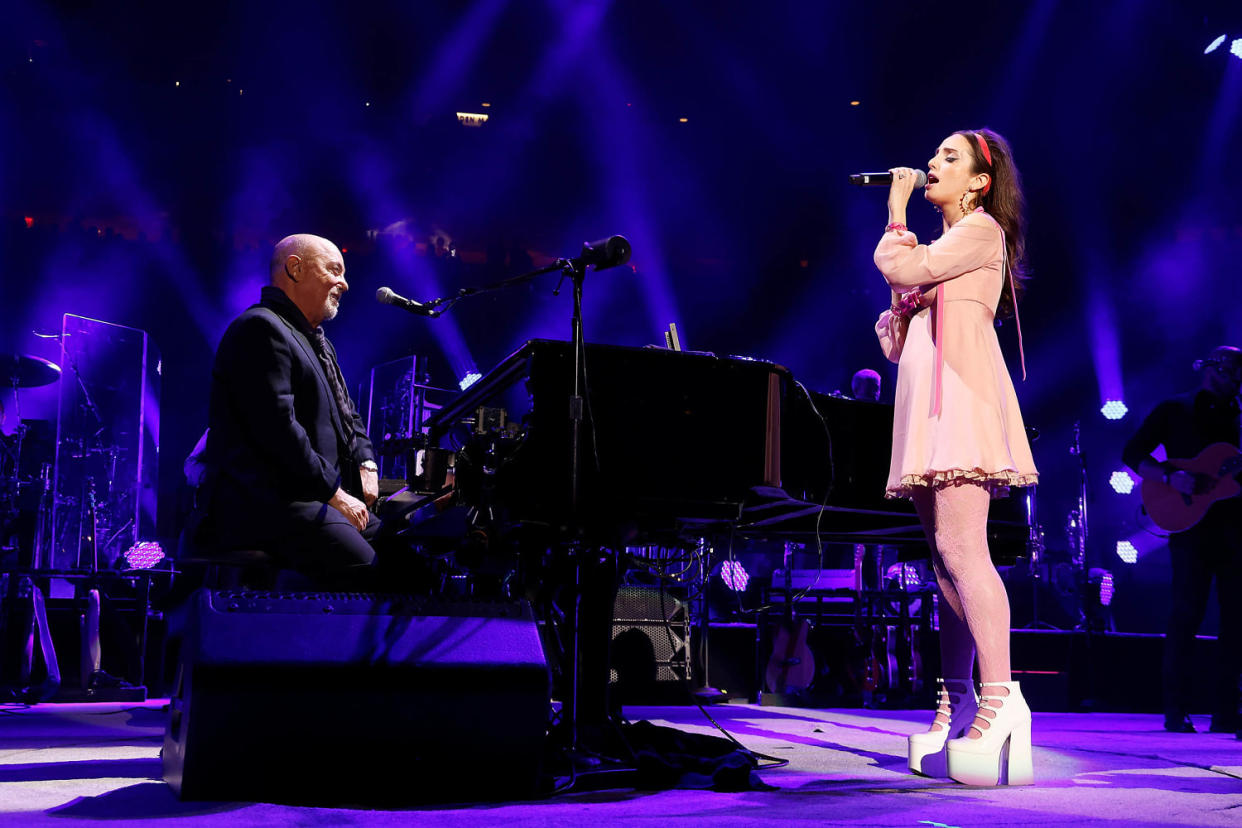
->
[930,209,1026,418]
[932,280,946,417]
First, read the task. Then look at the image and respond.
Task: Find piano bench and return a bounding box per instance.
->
[178,549,278,590]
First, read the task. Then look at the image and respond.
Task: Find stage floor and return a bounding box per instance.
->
[2,699,1240,826]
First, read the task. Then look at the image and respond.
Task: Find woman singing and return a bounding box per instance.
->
[873,128,1038,786]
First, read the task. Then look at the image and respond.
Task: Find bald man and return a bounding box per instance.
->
[851,368,882,402]
[1124,346,1242,735]
[198,234,380,582]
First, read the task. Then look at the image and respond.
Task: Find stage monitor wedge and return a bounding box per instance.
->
[163,590,550,805]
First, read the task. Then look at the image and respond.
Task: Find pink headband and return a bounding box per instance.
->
[974,132,993,195]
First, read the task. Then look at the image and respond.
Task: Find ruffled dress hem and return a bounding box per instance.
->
[885,468,1039,500]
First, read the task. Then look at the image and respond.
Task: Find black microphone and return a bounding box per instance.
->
[849,170,928,187]
[573,235,632,271]
[376,286,438,317]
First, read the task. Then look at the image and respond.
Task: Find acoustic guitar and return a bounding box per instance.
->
[765,543,815,694]
[1141,442,1242,532]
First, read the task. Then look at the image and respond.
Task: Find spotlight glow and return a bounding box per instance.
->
[1116,540,1138,564]
[459,371,482,390]
[721,560,750,592]
[1232,38,1242,60]
[1101,400,1128,420]
[1109,470,1136,494]
[1205,34,1226,54]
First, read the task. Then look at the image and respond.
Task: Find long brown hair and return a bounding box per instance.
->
[956,127,1028,318]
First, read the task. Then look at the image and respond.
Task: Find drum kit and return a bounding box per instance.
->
[3,342,156,703]
[1,353,61,560]
[1,354,61,701]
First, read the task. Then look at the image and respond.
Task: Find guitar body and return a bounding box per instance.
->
[1141,442,1242,532]
[908,625,925,695]
[765,618,815,694]
[861,640,882,693]
[884,626,899,692]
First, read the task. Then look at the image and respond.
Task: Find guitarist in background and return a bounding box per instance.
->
[1123,346,1242,736]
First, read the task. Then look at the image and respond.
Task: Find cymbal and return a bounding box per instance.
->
[1,354,61,388]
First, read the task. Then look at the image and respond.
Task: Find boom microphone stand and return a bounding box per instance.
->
[381,235,632,753]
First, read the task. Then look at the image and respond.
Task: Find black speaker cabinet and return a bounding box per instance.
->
[163,590,550,805]
[609,586,691,704]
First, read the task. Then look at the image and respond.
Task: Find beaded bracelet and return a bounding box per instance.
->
[885,222,908,233]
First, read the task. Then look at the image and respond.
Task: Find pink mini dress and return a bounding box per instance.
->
[873,210,1038,499]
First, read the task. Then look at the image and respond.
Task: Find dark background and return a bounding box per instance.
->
[2,0,1240,633]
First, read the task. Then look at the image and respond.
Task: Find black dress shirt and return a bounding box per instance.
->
[1123,389,1240,472]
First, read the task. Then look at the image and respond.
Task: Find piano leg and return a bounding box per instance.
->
[568,548,620,744]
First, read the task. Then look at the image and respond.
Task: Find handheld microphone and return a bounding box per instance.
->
[376,287,439,317]
[849,170,928,188]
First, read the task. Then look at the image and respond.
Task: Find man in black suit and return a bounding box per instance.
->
[199,233,380,581]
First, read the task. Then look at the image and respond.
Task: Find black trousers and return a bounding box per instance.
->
[1164,508,1242,725]
[210,498,382,589]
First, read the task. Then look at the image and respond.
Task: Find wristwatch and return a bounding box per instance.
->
[360,460,378,473]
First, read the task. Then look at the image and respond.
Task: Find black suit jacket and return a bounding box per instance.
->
[202,287,374,541]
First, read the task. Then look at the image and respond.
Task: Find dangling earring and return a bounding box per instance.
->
[958,191,972,216]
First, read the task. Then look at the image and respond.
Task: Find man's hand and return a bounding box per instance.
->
[328,487,369,532]
[1139,458,1214,496]
[359,465,379,506]
[1168,469,1215,496]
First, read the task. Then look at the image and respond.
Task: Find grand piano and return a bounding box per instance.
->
[424,339,1031,559]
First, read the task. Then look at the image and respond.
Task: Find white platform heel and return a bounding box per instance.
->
[946,681,1034,786]
[908,678,978,777]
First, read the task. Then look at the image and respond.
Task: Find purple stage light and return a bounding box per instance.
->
[1205,34,1226,54]
[123,541,165,570]
[1109,470,1136,494]
[1232,38,1242,60]
[1116,540,1138,564]
[720,560,749,592]
[1088,567,1115,607]
[1100,400,1128,420]
[1098,571,1114,606]
[1088,284,1126,423]
[459,372,482,391]
[409,0,508,123]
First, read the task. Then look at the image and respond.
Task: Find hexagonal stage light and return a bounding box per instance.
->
[720,559,750,592]
[1100,400,1128,420]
